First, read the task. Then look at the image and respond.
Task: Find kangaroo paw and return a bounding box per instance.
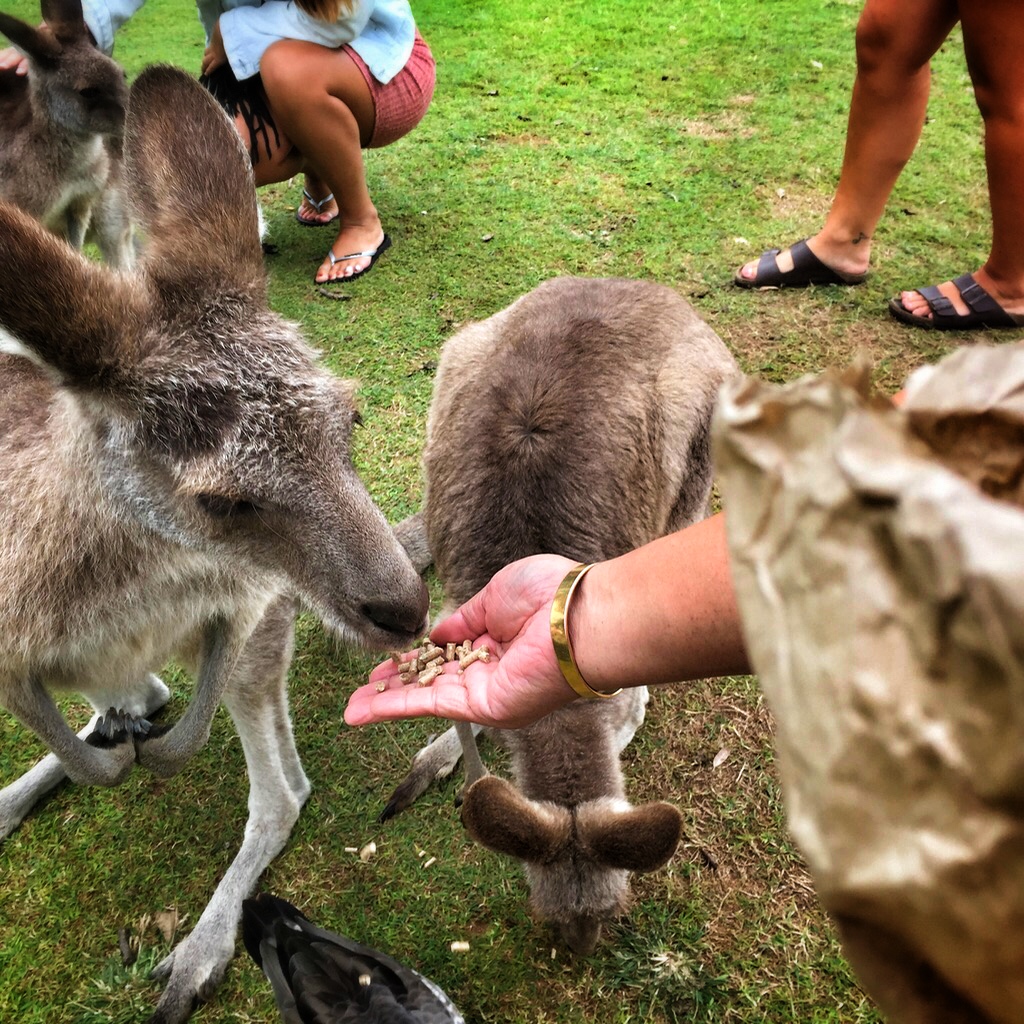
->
[87,707,156,748]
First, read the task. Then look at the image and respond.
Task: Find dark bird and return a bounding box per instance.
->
[241,893,466,1024]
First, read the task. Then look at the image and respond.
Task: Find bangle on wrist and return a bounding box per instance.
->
[549,562,622,700]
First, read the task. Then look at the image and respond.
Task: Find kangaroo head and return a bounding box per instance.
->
[0,65,428,647]
[0,0,127,140]
[461,775,683,955]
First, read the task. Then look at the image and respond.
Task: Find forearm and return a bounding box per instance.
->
[568,512,750,693]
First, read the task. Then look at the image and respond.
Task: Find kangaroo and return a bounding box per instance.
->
[0,65,428,1024]
[386,276,739,954]
[0,0,133,266]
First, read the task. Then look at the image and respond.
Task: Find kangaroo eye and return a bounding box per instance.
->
[79,87,103,103]
[195,493,260,518]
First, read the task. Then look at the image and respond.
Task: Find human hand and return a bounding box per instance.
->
[201,20,227,76]
[0,45,29,75]
[345,554,580,730]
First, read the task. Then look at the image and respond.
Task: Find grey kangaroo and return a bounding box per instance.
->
[387,276,739,954]
[0,65,428,1024]
[0,0,133,266]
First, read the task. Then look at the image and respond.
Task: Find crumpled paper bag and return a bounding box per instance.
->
[714,343,1024,1023]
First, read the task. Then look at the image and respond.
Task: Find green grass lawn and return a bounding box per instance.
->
[0,0,1016,1021]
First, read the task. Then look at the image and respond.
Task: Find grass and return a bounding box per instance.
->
[0,0,1016,1021]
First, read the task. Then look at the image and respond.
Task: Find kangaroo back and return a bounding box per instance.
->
[425,277,733,600]
[419,276,738,953]
[0,0,131,263]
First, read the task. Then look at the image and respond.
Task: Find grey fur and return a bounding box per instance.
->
[0,0,132,265]
[387,276,739,953]
[0,65,427,1024]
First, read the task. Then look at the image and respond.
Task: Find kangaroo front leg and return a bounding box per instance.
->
[149,598,306,1024]
[0,674,170,840]
[135,617,246,778]
[2,677,137,791]
[455,718,489,793]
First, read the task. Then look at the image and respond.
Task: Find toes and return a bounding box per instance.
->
[318,256,368,282]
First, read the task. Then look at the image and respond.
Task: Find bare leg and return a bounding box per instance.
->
[900,0,1024,319]
[737,0,958,283]
[256,40,385,283]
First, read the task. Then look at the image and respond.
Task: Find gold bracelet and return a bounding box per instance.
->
[549,562,622,700]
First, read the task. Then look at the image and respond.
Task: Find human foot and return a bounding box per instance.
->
[295,188,339,227]
[316,227,392,284]
[890,270,1024,331]
[735,235,869,288]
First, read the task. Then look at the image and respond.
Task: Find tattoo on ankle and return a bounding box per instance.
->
[852,233,871,245]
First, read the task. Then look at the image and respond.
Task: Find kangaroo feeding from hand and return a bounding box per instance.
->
[0,64,427,1024]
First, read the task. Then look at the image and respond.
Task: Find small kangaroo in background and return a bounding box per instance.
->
[0,65,428,1024]
[0,0,133,266]
[387,276,740,954]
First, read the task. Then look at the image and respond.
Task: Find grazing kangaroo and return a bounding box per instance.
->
[0,0,133,266]
[387,276,739,953]
[0,64,428,1024]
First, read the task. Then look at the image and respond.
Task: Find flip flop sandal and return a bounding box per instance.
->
[734,238,867,289]
[888,273,1024,331]
[319,234,392,284]
[295,190,339,227]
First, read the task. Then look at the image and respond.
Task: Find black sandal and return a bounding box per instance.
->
[888,273,1024,331]
[734,238,867,289]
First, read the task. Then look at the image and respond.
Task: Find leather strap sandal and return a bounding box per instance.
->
[889,273,1024,331]
[734,238,867,289]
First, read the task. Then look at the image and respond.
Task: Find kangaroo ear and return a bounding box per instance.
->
[578,800,683,873]
[0,202,147,388]
[40,0,87,43]
[0,14,60,62]
[460,776,571,864]
[125,64,265,298]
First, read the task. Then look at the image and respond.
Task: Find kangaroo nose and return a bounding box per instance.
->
[362,578,429,637]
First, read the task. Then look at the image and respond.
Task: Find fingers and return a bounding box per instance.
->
[345,665,476,726]
[201,52,222,76]
[0,48,29,75]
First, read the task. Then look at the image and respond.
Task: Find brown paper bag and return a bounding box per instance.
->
[714,344,1024,1024]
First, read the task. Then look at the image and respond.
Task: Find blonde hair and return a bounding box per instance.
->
[294,0,355,21]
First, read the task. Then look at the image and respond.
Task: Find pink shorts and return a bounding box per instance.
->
[345,32,435,149]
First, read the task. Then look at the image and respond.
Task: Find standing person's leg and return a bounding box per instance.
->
[896,0,1024,325]
[736,0,958,288]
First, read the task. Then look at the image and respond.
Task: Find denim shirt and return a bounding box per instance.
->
[82,0,416,83]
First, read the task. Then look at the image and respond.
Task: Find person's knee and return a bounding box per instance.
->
[854,8,898,74]
[260,40,310,110]
[855,1,951,79]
